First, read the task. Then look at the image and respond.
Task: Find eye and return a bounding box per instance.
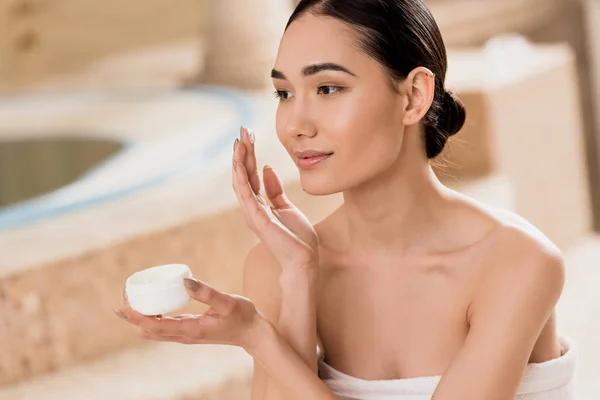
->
[317,85,344,95]
[273,90,293,101]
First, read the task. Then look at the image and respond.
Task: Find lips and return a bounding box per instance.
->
[295,150,333,159]
[294,150,333,169]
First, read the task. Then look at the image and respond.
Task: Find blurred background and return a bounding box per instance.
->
[0,0,599,398]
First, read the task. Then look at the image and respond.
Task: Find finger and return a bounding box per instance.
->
[263,165,292,210]
[139,324,228,346]
[183,277,236,316]
[138,327,195,344]
[232,143,239,195]
[117,305,185,336]
[241,127,261,194]
[235,160,273,229]
[170,313,223,342]
[172,313,197,318]
[145,314,210,342]
[235,161,256,204]
[232,143,250,208]
[233,133,248,172]
[232,139,252,212]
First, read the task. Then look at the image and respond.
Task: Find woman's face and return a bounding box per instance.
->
[272,13,409,195]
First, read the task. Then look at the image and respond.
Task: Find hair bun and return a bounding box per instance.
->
[439,90,466,136]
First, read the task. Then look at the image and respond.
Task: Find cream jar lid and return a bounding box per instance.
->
[126,264,191,290]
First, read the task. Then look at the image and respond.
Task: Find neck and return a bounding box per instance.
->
[340,143,450,258]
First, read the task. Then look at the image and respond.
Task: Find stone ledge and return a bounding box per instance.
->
[0,342,253,400]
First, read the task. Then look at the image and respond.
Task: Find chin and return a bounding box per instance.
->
[298,173,345,196]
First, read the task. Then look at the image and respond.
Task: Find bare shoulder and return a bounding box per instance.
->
[465,208,566,361]
[486,207,564,266]
[473,207,566,311]
[242,243,283,323]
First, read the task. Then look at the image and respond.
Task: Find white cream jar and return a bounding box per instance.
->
[125,264,192,316]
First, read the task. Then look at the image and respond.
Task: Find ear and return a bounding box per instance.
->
[401,67,436,127]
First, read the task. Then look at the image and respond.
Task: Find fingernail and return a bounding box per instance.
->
[233,159,237,170]
[233,138,239,151]
[122,289,127,301]
[240,126,244,140]
[264,164,272,171]
[184,277,200,291]
[247,129,255,144]
[114,309,127,320]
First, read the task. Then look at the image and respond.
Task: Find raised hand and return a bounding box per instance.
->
[232,126,319,270]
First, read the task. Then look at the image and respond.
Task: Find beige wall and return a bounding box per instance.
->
[526,0,600,230]
[0,0,204,91]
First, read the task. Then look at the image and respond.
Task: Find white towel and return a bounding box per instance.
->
[318,337,577,400]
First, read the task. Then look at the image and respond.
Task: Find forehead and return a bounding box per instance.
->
[275,13,366,72]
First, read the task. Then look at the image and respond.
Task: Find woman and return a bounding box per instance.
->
[115,0,577,399]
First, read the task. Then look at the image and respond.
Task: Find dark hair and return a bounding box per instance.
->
[286,0,466,159]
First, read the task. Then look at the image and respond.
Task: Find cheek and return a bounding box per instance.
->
[326,93,403,163]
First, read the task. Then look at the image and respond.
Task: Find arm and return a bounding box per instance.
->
[243,244,319,400]
[116,262,328,400]
[278,268,319,370]
[248,316,338,400]
[432,244,565,400]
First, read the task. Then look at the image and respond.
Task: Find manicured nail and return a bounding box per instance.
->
[114,309,127,320]
[247,129,255,144]
[240,126,244,140]
[233,159,237,170]
[264,164,272,171]
[233,138,239,151]
[184,277,200,291]
[122,289,127,301]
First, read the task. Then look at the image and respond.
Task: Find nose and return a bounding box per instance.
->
[282,97,317,139]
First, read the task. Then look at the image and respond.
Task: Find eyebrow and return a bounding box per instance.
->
[271,63,356,80]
